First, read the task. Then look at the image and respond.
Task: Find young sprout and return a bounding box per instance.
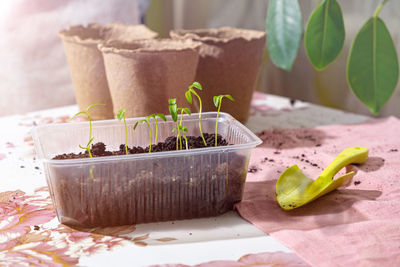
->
[185,81,206,146]
[168,98,191,150]
[213,94,234,147]
[133,117,153,153]
[117,108,128,155]
[169,98,181,150]
[172,125,189,150]
[71,103,104,157]
[177,107,191,150]
[146,113,167,145]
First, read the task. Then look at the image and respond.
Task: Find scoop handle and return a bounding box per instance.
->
[319,147,369,180]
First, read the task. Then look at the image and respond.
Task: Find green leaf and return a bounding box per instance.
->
[182,108,191,115]
[71,111,86,120]
[87,137,95,146]
[181,126,188,132]
[213,96,220,108]
[192,81,202,90]
[117,108,126,121]
[133,121,140,130]
[185,91,193,104]
[79,144,87,150]
[266,0,302,71]
[224,94,235,102]
[155,113,167,121]
[168,98,178,122]
[305,0,345,70]
[86,103,105,112]
[347,16,399,115]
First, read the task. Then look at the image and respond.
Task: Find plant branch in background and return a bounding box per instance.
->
[71,103,104,158]
[117,108,129,155]
[185,81,207,146]
[346,0,398,115]
[213,95,234,147]
[266,0,302,71]
[266,0,399,115]
[304,0,345,70]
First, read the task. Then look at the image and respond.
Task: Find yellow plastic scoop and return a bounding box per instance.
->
[275,147,369,210]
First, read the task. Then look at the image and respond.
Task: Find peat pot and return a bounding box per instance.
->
[59,23,158,120]
[170,27,266,123]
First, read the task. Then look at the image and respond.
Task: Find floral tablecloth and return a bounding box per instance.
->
[0,92,369,266]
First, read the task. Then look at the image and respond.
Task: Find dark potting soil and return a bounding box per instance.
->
[53,133,228,160]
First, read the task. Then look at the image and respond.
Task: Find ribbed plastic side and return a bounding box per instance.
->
[34,112,260,227]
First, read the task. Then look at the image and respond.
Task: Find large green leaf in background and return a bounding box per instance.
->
[347,17,399,115]
[305,0,345,70]
[266,0,302,71]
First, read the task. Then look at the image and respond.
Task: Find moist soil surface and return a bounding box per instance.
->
[53,133,228,159]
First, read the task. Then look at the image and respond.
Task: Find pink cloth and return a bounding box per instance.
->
[236,116,400,267]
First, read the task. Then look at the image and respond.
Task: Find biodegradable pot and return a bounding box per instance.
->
[99,39,200,118]
[59,23,158,120]
[170,27,266,123]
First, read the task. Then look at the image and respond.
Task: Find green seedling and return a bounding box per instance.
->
[169,98,191,150]
[213,94,234,147]
[146,113,167,145]
[169,98,181,150]
[172,125,189,150]
[71,103,104,158]
[117,108,129,155]
[185,81,206,146]
[133,117,153,153]
[177,107,191,150]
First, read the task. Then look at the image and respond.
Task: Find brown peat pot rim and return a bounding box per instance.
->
[99,38,201,57]
[170,26,266,44]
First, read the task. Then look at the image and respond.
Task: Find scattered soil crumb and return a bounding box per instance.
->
[248,166,258,173]
[34,225,40,231]
[354,181,361,186]
[20,166,25,168]
[389,149,398,152]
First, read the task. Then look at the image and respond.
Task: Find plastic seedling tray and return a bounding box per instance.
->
[32,112,262,227]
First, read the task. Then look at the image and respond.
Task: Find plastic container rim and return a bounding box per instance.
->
[32,112,262,165]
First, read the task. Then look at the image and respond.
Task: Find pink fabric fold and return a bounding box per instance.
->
[236,116,400,267]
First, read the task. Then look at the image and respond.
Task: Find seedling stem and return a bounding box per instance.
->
[71,103,104,157]
[117,108,128,155]
[185,82,206,146]
[134,118,153,153]
[213,95,234,147]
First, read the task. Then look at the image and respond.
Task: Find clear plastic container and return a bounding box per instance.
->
[32,112,262,227]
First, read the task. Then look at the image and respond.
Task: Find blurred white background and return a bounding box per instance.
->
[1,0,399,117]
[0,0,139,116]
